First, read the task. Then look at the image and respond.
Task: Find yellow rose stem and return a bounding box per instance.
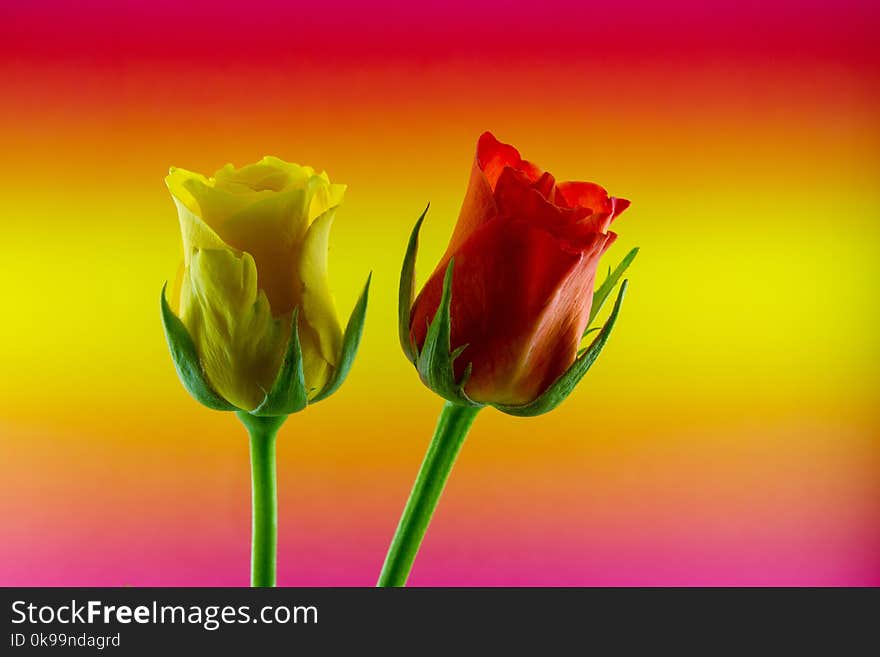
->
[378,401,481,586]
[236,411,288,587]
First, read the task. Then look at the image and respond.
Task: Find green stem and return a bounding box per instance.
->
[377,401,481,587]
[236,411,287,587]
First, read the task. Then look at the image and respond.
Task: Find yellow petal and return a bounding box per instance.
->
[169,196,232,266]
[297,207,344,388]
[180,248,289,411]
[307,175,346,223]
[298,327,333,400]
[212,190,313,313]
[214,156,315,194]
[166,161,345,314]
[165,166,211,217]
[168,261,185,315]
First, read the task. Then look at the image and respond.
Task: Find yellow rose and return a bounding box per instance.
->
[164,156,354,412]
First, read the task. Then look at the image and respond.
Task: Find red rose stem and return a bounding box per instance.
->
[377,402,481,586]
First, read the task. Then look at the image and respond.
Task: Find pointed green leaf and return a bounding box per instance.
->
[311,273,371,404]
[415,259,482,408]
[496,280,629,417]
[586,247,638,334]
[250,308,308,417]
[160,284,236,411]
[399,205,429,364]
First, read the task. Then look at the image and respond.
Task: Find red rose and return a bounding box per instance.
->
[409,132,630,406]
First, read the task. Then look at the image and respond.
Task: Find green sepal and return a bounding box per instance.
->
[399,205,428,364]
[415,260,482,408]
[586,247,638,335]
[311,273,372,404]
[160,283,236,411]
[250,308,308,417]
[495,280,629,417]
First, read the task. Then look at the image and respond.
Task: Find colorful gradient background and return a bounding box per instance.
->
[1,0,878,586]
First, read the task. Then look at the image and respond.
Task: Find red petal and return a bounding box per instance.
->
[477,131,543,190]
[431,148,498,282]
[494,168,599,252]
[611,197,631,218]
[556,181,613,213]
[410,215,610,405]
[557,182,630,233]
[531,171,557,200]
[429,133,559,283]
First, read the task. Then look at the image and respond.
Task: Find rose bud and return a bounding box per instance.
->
[399,132,635,414]
[161,156,369,416]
